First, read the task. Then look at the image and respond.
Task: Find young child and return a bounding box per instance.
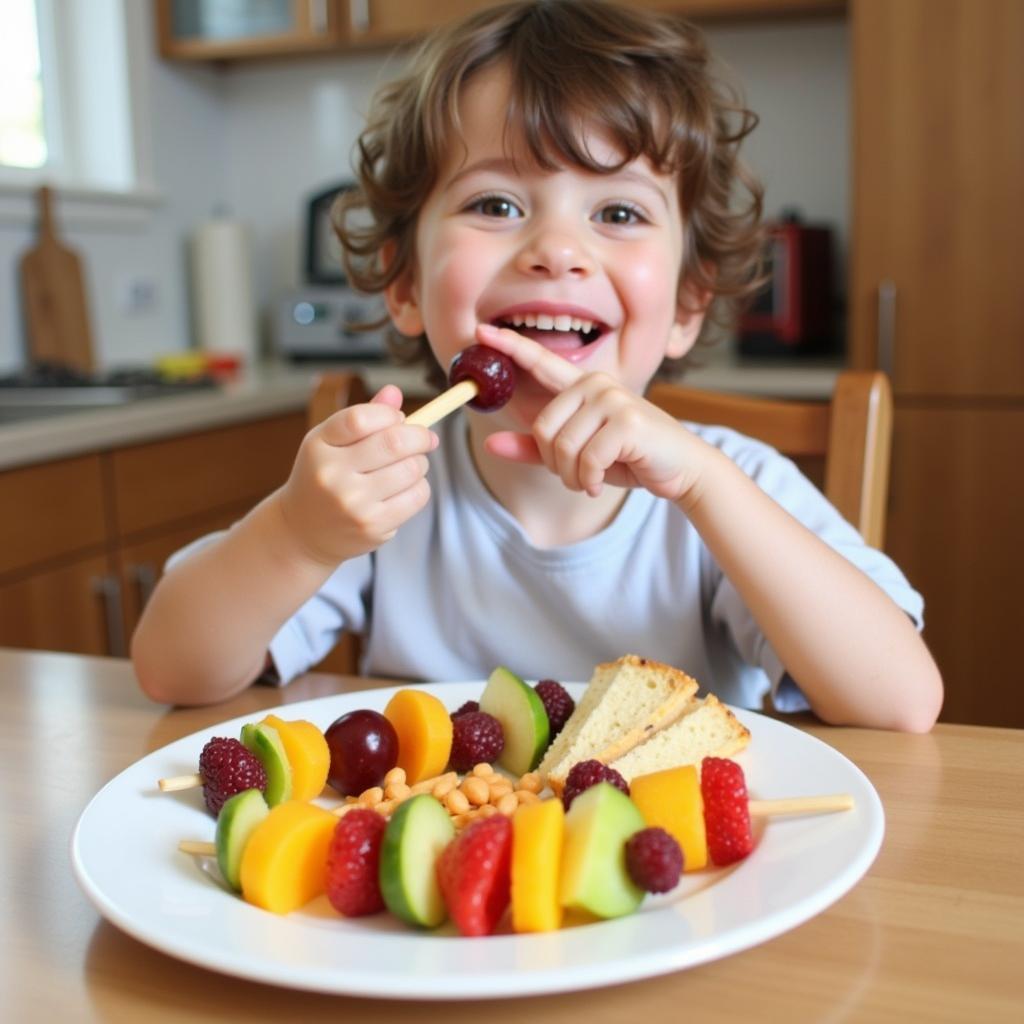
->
[132,0,942,730]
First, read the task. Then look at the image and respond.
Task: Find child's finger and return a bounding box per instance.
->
[475,323,583,394]
[370,383,404,408]
[484,430,543,464]
[319,401,404,447]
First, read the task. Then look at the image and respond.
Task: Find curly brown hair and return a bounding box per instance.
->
[334,0,765,383]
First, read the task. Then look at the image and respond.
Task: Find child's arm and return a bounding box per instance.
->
[131,386,436,706]
[477,326,943,732]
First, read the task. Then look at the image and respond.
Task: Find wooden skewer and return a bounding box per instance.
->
[405,380,478,428]
[749,794,854,817]
[159,772,203,792]
[179,840,216,856]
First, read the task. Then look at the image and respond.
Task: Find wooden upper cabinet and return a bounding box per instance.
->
[850,0,1024,398]
[157,0,848,59]
[155,0,347,60]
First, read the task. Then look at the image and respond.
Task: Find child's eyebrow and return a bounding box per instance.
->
[444,157,520,190]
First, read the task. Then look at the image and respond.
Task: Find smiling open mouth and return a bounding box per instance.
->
[494,312,605,346]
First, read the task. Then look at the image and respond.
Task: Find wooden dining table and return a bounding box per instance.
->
[2,647,1020,1022]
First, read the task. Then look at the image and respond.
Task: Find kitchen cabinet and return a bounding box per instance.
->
[156,0,847,61]
[0,412,306,660]
[155,0,347,61]
[850,0,1024,726]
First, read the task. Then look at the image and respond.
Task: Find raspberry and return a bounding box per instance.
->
[534,680,575,738]
[448,711,504,773]
[625,827,684,893]
[451,700,479,719]
[325,808,387,917]
[561,759,629,811]
[197,737,267,816]
[700,756,754,866]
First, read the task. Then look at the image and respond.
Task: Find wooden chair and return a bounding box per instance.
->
[307,369,893,672]
[646,371,893,549]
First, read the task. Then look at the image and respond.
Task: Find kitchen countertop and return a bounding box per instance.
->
[0,352,842,472]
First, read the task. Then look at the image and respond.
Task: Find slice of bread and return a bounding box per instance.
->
[539,655,699,793]
[607,694,751,784]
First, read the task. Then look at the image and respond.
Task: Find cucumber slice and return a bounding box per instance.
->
[215,788,269,891]
[479,666,551,776]
[379,794,455,928]
[240,722,293,806]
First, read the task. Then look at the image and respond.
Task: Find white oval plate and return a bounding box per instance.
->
[71,682,883,999]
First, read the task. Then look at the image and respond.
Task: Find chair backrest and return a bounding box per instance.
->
[309,368,894,547]
[646,370,893,548]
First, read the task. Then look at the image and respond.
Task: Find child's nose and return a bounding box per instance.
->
[514,226,595,279]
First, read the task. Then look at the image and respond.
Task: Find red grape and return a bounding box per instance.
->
[449,345,516,411]
[324,709,399,796]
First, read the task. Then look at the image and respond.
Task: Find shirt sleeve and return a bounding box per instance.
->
[697,425,925,712]
[267,555,373,684]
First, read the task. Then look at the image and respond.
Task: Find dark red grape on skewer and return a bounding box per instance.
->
[406,344,516,426]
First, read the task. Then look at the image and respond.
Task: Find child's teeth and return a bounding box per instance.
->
[503,313,596,333]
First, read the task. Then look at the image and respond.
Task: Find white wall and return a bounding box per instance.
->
[0,11,848,373]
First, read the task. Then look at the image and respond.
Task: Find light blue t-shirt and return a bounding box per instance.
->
[251,413,923,712]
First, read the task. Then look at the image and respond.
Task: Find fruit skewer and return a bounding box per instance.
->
[405,345,515,427]
[158,715,329,815]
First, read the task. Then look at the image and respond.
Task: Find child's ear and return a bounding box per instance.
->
[381,240,424,337]
[666,282,712,359]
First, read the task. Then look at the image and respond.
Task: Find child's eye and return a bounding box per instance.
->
[467,194,523,219]
[596,202,647,226]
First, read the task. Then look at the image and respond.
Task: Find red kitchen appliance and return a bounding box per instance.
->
[739,215,835,356]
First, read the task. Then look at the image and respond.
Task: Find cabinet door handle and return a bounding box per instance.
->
[877,279,897,378]
[91,575,127,658]
[130,563,159,611]
[349,0,370,32]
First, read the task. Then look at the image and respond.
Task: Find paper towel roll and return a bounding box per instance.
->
[190,218,258,357]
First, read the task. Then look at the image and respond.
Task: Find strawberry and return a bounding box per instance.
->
[325,808,387,916]
[436,814,513,936]
[700,756,754,866]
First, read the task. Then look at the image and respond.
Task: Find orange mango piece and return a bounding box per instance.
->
[630,764,708,872]
[383,689,453,784]
[260,714,330,802]
[239,800,337,914]
[511,797,564,933]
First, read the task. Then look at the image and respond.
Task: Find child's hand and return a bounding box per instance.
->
[475,324,709,504]
[277,385,437,566]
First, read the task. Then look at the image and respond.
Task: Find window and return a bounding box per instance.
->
[0,0,150,197]
[0,0,47,170]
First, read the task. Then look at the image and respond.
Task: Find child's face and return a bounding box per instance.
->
[387,63,704,428]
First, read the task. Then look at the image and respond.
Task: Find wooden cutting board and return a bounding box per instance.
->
[19,186,94,372]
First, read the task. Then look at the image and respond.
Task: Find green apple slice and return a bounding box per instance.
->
[559,782,645,918]
[240,722,292,806]
[479,666,550,776]
[379,794,455,928]
[215,788,269,891]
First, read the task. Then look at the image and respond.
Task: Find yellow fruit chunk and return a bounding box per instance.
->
[383,689,453,784]
[512,798,564,933]
[261,714,330,802]
[240,800,337,914]
[629,765,708,872]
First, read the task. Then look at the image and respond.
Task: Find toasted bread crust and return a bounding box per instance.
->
[541,655,700,791]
